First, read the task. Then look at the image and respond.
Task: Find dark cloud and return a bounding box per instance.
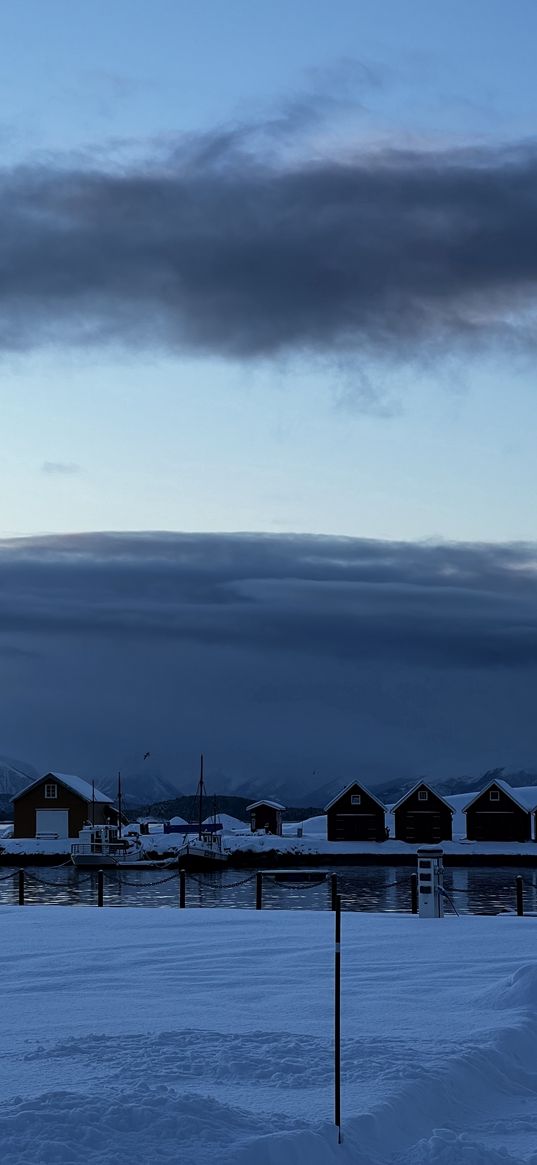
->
[0,532,536,791]
[1,135,537,364]
[0,531,536,667]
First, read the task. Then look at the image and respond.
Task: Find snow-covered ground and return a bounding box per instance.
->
[4,830,537,862]
[2,908,537,1164]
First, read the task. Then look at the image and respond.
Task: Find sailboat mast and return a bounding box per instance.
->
[117,771,122,837]
[92,780,95,827]
[198,753,204,839]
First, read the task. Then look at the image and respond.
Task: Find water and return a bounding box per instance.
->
[0,864,536,913]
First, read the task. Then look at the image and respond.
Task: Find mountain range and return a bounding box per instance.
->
[1,757,537,820]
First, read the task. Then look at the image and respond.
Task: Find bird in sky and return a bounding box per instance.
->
[143,752,150,760]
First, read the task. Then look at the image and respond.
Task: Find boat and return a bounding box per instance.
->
[71,823,143,867]
[70,824,180,869]
[165,754,228,870]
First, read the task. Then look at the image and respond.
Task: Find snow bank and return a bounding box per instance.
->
[205,813,248,832]
[283,815,327,837]
[2,908,537,1164]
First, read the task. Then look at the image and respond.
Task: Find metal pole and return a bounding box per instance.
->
[198,753,204,840]
[331,873,338,911]
[334,893,341,1143]
[117,771,122,838]
[411,873,418,914]
[97,869,104,908]
[516,875,524,917]
[256,871,263,910]
[179,868,186,908]
[18,869,24,906]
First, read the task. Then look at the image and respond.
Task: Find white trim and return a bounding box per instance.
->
[462,779,537,815]
[391,782,454,814]
[324,782,386,812]
[245,800,286,812]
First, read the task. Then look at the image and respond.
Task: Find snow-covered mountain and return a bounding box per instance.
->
[0,756,39,818]
[98,771,184,808]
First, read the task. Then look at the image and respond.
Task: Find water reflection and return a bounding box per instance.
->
[0,864,535,914]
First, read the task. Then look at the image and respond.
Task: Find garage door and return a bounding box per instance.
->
[473,811,529,842]
[334,813,379,841]
[404,812,442,843]
[35,810,69,838]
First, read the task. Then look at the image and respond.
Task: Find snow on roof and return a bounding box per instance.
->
[462,778,537,814]
[390,781,454,814]
[169,815,188,826]
[246,800,286,812]
[12,772,112,804]
[324,781,386,812]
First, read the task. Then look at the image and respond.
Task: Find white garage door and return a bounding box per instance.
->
[35,810,69,838]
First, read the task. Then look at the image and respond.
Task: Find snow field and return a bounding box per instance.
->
[1,909,537,1163]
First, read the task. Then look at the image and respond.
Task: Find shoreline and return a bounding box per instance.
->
[3,845,537,868]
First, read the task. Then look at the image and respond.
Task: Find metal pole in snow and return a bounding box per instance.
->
[97,869,104,907]
[331,873,338,911]
[256,872,263,910]
[18,869,24,906]
[334,893,341,1143]
[516,876,524,916]
[179,868,186,908]
[411,873,418,914]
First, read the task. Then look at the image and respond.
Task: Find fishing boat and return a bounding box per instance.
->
[70,823,179,868]
[165,755,228,870]
[71,823,139,867]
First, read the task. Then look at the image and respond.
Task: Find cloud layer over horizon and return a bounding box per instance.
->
[2,135,537,366]
[1,531,536,791]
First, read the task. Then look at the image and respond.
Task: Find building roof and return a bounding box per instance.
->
[324,781,386,812]
[391,781,455,814]
[462,778,537,815]
[246,800,286,812]
[12,772,113,805]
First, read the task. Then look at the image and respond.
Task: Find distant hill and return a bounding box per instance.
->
[128,793,323,823]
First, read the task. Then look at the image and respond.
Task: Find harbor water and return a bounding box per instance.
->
[0,864,536,913]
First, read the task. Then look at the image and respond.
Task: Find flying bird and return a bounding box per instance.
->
[143,752,150,760]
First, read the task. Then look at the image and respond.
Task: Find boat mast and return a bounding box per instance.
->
[91,780,95,827]
[198,753,204,839]
[117,771,122,837]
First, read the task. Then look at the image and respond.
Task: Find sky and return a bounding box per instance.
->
[1,1,537,795]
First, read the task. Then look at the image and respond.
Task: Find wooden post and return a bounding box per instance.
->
[331,873,338,911]
[411,873,418,915]
[256,871,263,910]
[179,868,186,909]
[97,869,104,908]
[334,893,341,1143]
[516,875,524,917]
[18,869,24,906]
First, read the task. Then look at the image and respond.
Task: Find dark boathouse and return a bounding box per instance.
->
[325,782,386,842]
[246,800,285,835]
[392,782,454,844]
[12,772,119,839]
[464,779,536,843]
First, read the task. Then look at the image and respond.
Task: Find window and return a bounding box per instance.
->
[418,790,428,802]
[44,783,57,799]
[351,794,361,806]
[489,789,500,802]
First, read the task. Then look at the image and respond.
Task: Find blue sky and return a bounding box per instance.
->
[1,2,537,790]
[2,0,537,543]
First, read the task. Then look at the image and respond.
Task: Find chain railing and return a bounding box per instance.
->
[2,864,535,915]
